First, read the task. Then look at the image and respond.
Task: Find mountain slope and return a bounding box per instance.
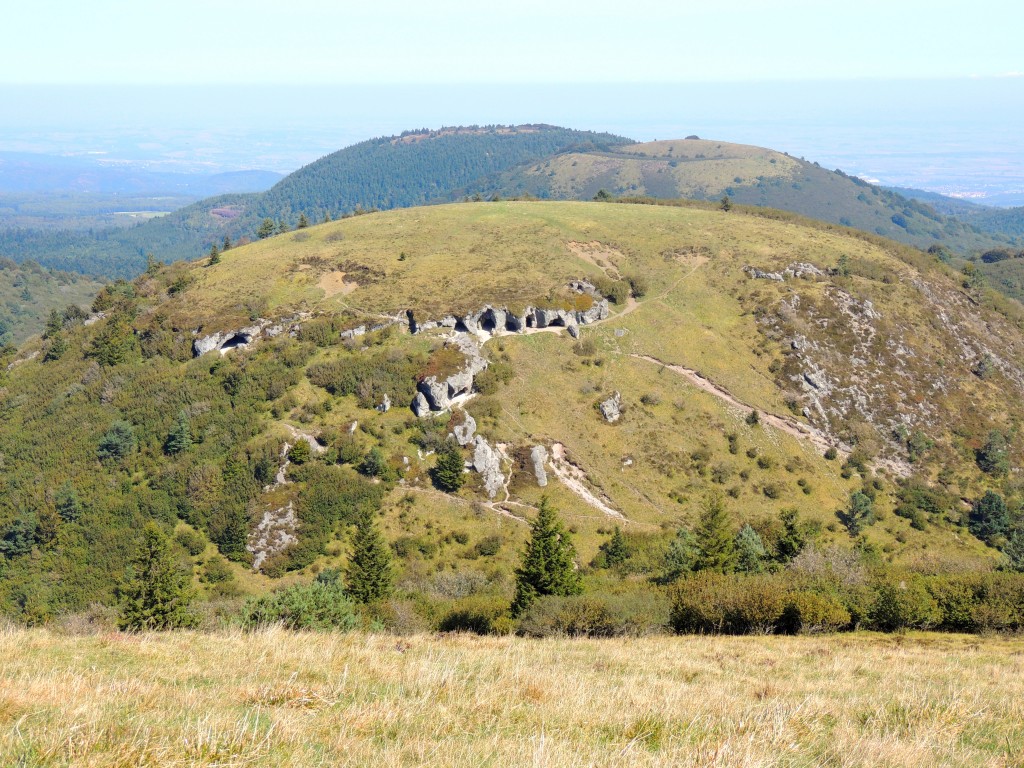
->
[0,126,632,278]
[1,199,1021,621]
[478,139,1008,254]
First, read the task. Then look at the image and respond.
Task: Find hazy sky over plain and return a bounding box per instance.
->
[5,0,1023,84]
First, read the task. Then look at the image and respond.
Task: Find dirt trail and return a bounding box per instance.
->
[549,443,624,519]
[632,354,912,477]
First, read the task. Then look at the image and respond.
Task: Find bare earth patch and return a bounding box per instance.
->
[317,271,358,297]
[566,241,624,277]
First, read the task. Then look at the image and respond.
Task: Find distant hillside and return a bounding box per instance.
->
[0,126,632,277]
[0,259,101,343]
[477,139,1009,254]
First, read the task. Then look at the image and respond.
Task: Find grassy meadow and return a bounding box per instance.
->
[1,627,1022,767]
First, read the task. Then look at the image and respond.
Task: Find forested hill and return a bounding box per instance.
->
[0,126,633,278]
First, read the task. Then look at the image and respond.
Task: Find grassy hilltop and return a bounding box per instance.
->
[2,199,1023,625]
[480,139,1009,254]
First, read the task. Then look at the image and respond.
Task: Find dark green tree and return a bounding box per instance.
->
[775,508,807,563]
[694,492,736,572]
[257,218,276,239]
[119,523,197,630]
[968,491,1008,544]
[431,441,465,492]
[720,195,732,212]
[222,236,232,251]
[661,527,698,582]
[208,244,221,265]
[0,514,38,558]
[209,504,251,562]
[164,410,192,455]
[360,446,395,480]
[44,309,63,338]
[977,430,1010,477]
[43,332,67,362]
[595,525,629,568]
[288,439,312,465]
[345,508,394,603]
[55,482,82,523]
[839,491,875,535]
[97,420,136,461]
[1001,530,1024,572]
[734,524,767,573]
[276,219,290,235]
[511,497,582,615]
[297,213,310,229]
[593,189,613,201]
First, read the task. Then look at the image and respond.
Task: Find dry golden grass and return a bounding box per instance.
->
[2,627,1023,767]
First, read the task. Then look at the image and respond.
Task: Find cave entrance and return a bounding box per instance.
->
[219,334,249,353]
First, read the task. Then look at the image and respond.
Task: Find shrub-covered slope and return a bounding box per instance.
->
[0,200,1021,623]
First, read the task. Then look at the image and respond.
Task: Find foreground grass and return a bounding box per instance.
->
[1,628,1022,767]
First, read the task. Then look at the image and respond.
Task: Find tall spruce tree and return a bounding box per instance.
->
[511,497,582,615]
[694,492,736,572]
[119,523,196,630]
[345,508,394,603]
[164,410,192,455]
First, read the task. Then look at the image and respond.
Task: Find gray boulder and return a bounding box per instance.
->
[472,436,505,499]
[411,392,431,417]
[453,414,477,446]
[599,391,622,423]
[530,445,549,487]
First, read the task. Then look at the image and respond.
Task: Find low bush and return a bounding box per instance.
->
[517,592,669,638]
[240,578,360,631]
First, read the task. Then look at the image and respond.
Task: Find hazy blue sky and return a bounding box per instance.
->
[5,0,1023,84]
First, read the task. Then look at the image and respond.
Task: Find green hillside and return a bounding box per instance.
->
[0,126,631,278]
[479,139,1008,254]
[0,259,100,344]
[1,199,1022,626]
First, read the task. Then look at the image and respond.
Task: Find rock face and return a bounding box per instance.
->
[192,316,308,357]
[248,501,298,571]
[472,436,505,499]
[411,392,430,417]
[530,445,549,487]
[599,391,622,423]
[453,414,477,446]
[414,336,489,415]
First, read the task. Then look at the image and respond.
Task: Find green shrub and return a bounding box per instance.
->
[438,595,510,634]
[778,591,850,633]
[174,527,206,557]
[670,573,787,634]
[869,574,940,631]
[240,579,360,631]
[517,593,668,638]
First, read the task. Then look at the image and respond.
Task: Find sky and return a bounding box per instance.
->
[5,0,1023,84]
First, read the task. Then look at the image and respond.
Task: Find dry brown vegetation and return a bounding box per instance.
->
[2,627,1023,766]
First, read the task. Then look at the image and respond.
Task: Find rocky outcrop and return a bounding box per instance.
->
[453,414,477,446]
[530,445,549,487]
[248,501,298,571]
[192,316,308,357]
[376,394,391,413]
[599,391,622,423]
[744,262,826,282]
[415,336,489,415]
[472,436,505,499]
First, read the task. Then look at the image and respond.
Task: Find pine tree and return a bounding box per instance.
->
[431,441,465,492]
[694,492,736,572]
[55,482,82,523]
[297,213,309,229]
[734,524,767,573]
[209,503,251,562]
[44,309,63,338]
[208,244,221,265]
[511,497,582,615]
[775,508,806,563]
[839,491,875,535]
[345,508,394,603]
[164,410,192,455]
[257,218,276,239]
[662,527,698,582]
[119,523,196,630]
[222,236,232,251]
[43,332,67,362]
[276,218,289,235]
[597,526,629,568]
[720,195,732,212]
